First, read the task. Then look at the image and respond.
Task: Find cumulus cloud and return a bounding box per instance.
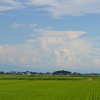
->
[0,45,3,52]
[51,49,82,68]
[24,28,100,70]
[27,29,99,68]
[26,29,87,53]
[0,28,100,70]
[0,44,40,67]
[33,29,86,38]
[95,58,100,67]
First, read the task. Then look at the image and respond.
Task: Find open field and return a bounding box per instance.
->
[0,80,100,100]
[0,74,99,80]
[0,75,100,100]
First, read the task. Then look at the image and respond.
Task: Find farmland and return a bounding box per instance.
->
[0,75,88,80]
[0,75,100,100]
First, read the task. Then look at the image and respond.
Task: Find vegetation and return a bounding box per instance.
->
[0,80,100,100]
[0,74,93,80]
[52,70,71,75]
[0,75,100,100]
[0,74,100,80]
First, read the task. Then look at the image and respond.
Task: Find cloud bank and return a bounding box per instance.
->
[0,29,100,71]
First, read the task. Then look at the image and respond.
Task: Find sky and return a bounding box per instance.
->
[0,0,100,73]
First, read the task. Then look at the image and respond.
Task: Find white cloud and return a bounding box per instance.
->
[54,49,60,56]
[0,6,15,11]
[26,39,36,43]
[25,0,100,18]
[46,27,53,29]
[0,28,100,70]
[50,49,83,69]
[34,29,86,38]
[26,29,86,53]
[33,58,41,62]
[25,28,100,69]
[26,29,89,54]
[95,58,100,67]
[0,44,39,67]
[0,13,18,16]
[12,23,25,28]
[30,24,37,27]
[0,45,3,52]
[0,0,25,11]
[1,0,100,18]
[0,0,21,6]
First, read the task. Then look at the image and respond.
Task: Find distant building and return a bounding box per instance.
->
[9,71,31,75]
[45,72,52,75]
[22,71,31,75]
[73,72,77,75]
[10,71,17,75]
[26,71,31,75]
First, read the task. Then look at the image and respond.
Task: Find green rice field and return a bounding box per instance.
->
[0,75,100,100]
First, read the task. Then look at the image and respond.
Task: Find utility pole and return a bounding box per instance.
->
[86,68,88,74]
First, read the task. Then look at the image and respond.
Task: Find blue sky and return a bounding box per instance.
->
[0,0,100,73]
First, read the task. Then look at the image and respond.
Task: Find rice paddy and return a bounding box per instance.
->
[0,75,100,100]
